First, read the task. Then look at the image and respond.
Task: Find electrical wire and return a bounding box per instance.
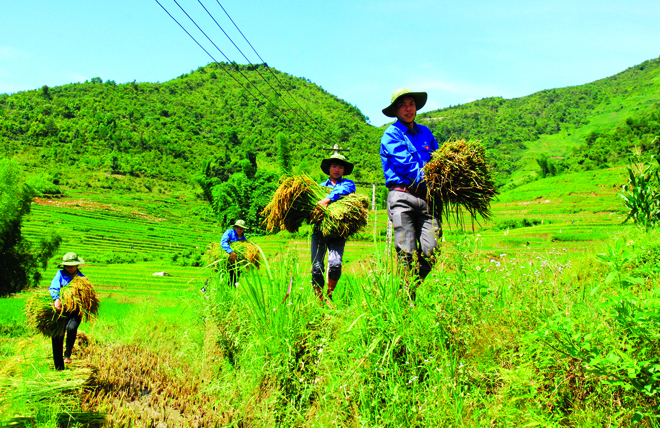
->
[155,0,381,182]
[211,0,329,133]
[154,0,263,106]
[196,0,322,136]
[156,0,324,145]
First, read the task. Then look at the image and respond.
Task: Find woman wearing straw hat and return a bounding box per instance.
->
[311,153,356,306]
[49,252,86,370]
[380,88,441,298]
[221,219,249,286]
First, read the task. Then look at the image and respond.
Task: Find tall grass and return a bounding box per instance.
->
[5,226,660,426]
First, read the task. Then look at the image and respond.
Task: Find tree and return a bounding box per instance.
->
[0,159,61,297]
[536,154,564,178]
[195,153,235,204]
[40,85,51,99]
[210,169,278,231]
[226,129,240,148]
[619,154,660,230]
[277,132,291,174]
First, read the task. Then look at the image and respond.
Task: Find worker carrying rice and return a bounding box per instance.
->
[49,252,86,370]
[311,151,356,305]
[380,88,441,297]
[221,219,248,286]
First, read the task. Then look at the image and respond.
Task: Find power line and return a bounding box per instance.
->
[214,0,266,64]
[171,0,275,100]
[157,0,324,145]
[153,0,263,106]
[198,0,329,143]
[195,0,318,134]
[213,0,329,133]
[173,0,328,146]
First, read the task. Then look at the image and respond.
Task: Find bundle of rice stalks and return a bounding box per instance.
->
[314,193,370,238]
[261,174,369,238]
[261,175,325,233]
[25,275,100,337]
[205,241,261,270]
[424,139,498,222]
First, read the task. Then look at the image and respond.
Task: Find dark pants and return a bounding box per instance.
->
[387,189,441,284]
[228,262,240,286]
[311,230,346,288]
[51,316,81,370]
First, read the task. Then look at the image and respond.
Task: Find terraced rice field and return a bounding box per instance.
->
[20,167,630,303]
[20,194,382,302]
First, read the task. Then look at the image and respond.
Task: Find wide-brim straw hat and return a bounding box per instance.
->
[321,153,354,176]
[234,219,249,230]
[59,252,84,267]
[382,87,428,118]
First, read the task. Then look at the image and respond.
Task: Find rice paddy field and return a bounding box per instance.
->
[4,166,660,427]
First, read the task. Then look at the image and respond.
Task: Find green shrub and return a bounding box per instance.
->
[494,218,547,230]
[0,159,61,296]
[619,154,660,229]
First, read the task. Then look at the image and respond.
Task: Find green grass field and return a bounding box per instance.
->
[3,166,660,427]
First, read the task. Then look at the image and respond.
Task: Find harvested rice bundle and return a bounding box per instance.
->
[25,276,99,337]
[424,139,498,222]
[231,241,261,268]
[261,174,369,238]
[314,193,370,238]
[262,175,326,233]
[205,241,261,269]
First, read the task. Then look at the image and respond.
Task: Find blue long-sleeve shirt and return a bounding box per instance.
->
[221,228,247,254]
[49,270,85,300]
[380,120,439,188]
[320,177,356,202]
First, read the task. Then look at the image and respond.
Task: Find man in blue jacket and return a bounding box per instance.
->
[380,88,441,296]
[221,219,248,285]
[312,152,356,305]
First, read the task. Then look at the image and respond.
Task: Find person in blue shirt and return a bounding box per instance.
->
[311,152,356,305]
[221,219,248,286]
[380,88,441,298]
[49,252,86,370]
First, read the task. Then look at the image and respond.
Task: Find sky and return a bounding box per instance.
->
[1,0,658,127]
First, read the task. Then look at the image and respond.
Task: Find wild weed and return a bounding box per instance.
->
[619,153,660,230]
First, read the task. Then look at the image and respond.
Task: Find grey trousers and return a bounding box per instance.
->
[387,189,441,281]
[311,230,346,288]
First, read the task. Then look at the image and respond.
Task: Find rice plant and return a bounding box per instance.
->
[9,205,660,426]
[24,276,99,337]
[424,139,498,224]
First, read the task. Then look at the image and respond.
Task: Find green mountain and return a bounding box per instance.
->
[0,63,382,196]
[417,56,660,187]
[2,56,659,200]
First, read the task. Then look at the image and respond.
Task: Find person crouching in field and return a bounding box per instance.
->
[311,153,356,306]
[221,220,248,286]
[380,88,441,299]
[49,252,85,370]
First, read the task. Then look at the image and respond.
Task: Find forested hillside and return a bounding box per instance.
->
[2,56,660,198]
[417,56,660,184]
[0,62,382,194]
